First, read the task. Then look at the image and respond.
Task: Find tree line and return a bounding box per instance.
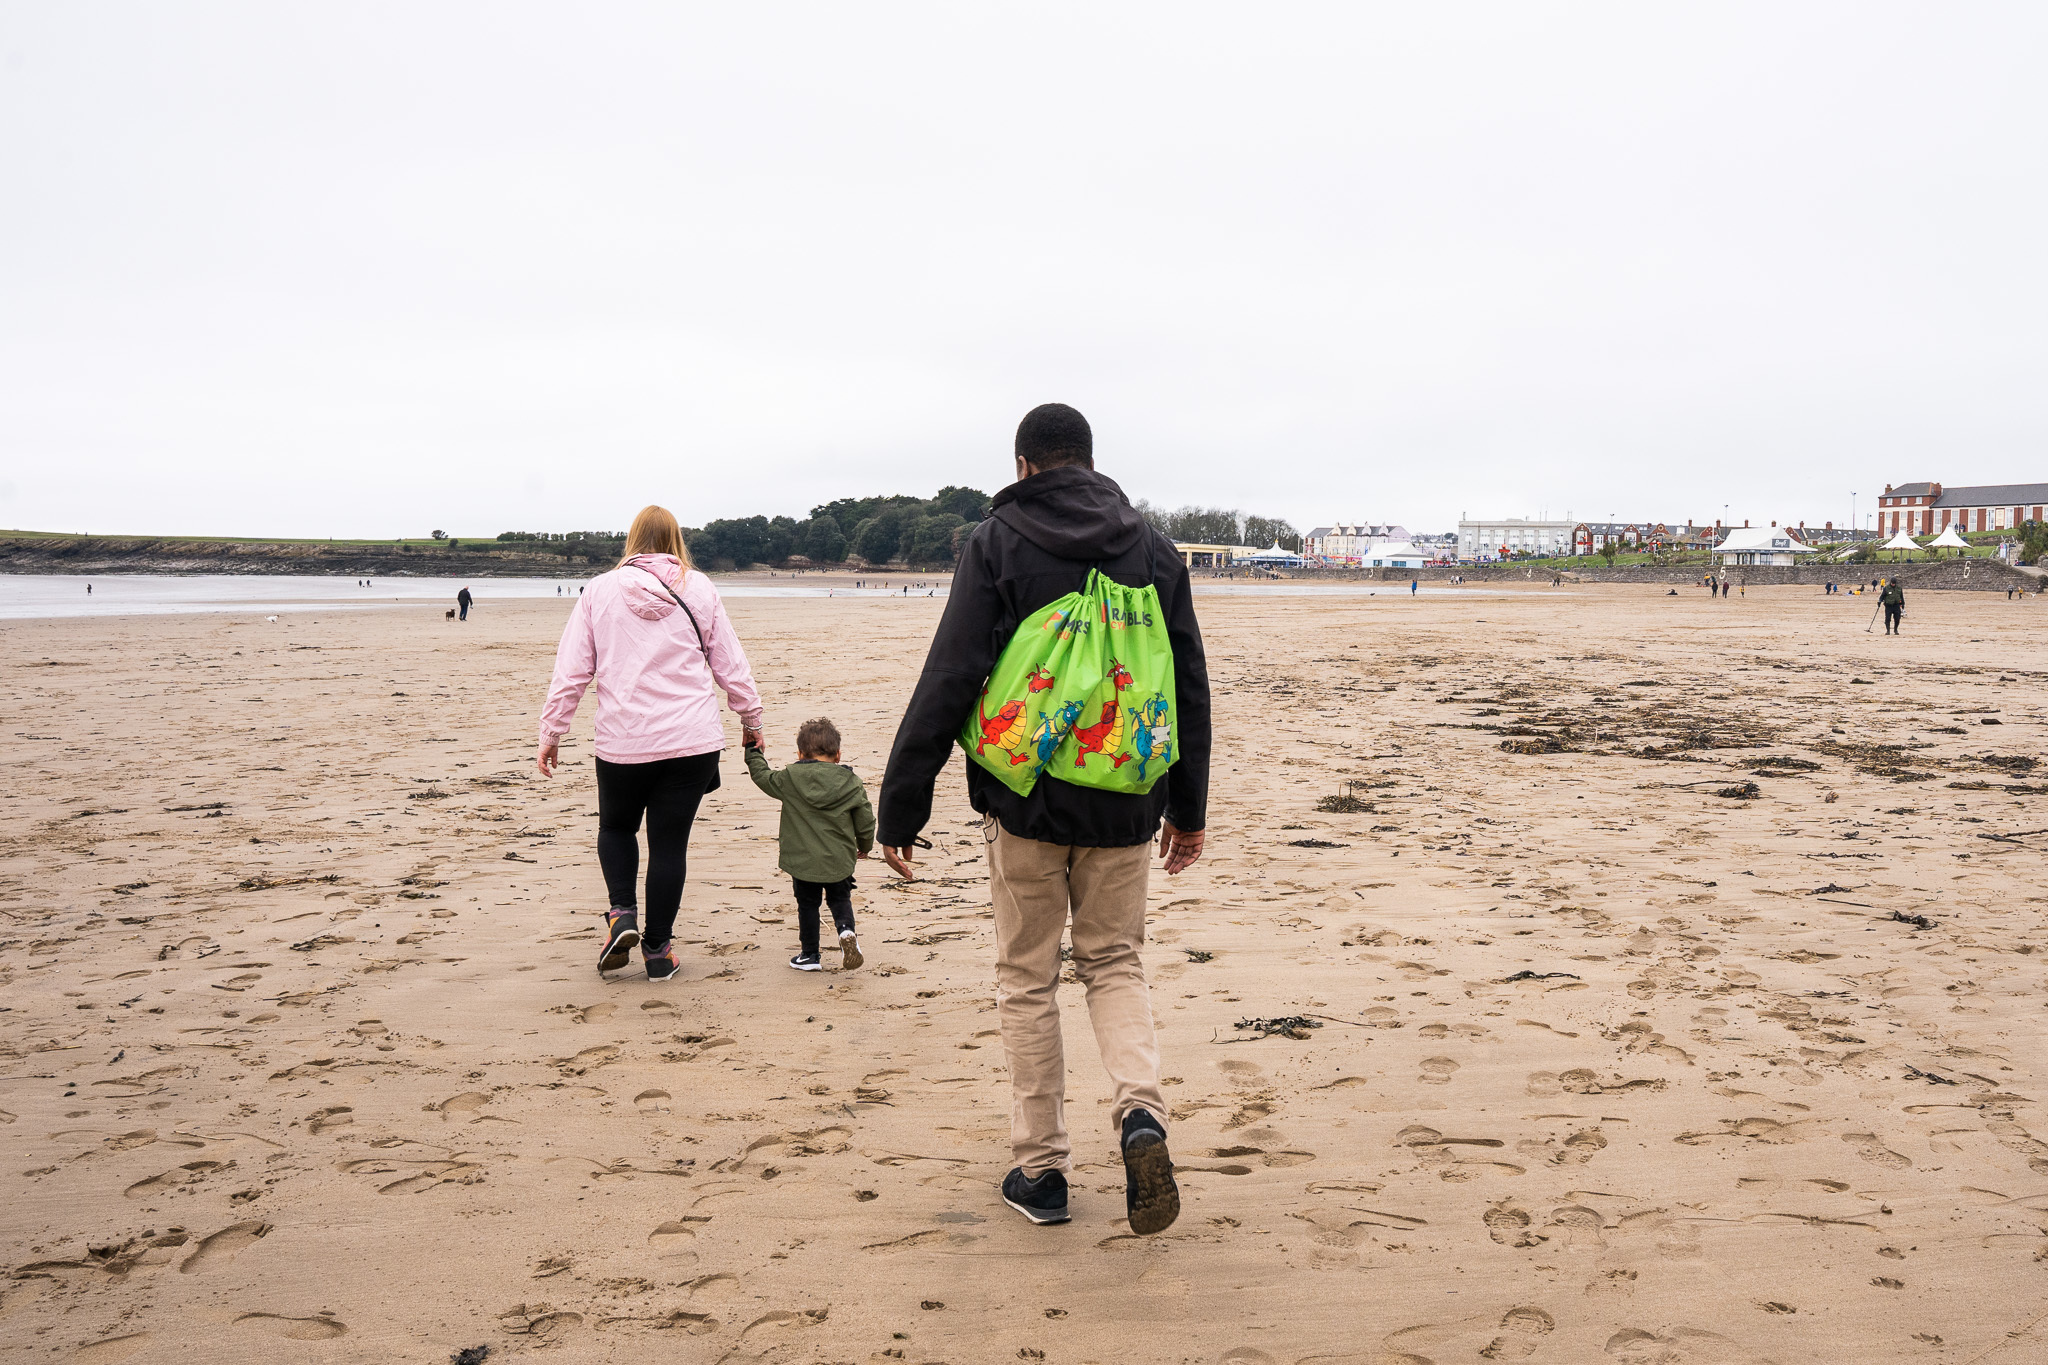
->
[494,490,1300,568]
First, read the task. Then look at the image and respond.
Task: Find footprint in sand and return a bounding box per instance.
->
[431,1092,489,1120]
[553,1045,619,1076]
[125,1160,231,1199]
[1419,1056,1460,1085]
[307,1106,353,1134]
[1483,1204,1547,1248]
[1544,1204,1608,1249]
[1216,1348,1275,1364]
[1604,1326,1771,1363]
[235,1312,348,1340]
[649,1218,711,1254]
[1842,1132,1912,1169]
[71,1334,152,1363]
[179,1220,270,1274]
[634,1089,672,1115]
[1480,1306,1556,1360]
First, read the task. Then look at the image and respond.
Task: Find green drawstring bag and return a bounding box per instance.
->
[960,568,1177,797]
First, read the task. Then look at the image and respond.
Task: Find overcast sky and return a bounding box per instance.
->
[3,4,2043,540]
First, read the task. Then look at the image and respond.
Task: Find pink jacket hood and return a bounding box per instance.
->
[540,555,764,763]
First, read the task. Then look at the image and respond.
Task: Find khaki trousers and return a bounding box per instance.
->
[986,817,1166,1174]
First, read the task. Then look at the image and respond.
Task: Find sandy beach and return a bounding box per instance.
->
[3,583,2045,1365]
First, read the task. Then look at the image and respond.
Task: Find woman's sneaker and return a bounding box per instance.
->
[838,929,863,971]
[643,940,679,982]
[1001,1167,1070,1225]
[1121,1108,1180,1235]
[788,952,822,972]
[599,909,640,974]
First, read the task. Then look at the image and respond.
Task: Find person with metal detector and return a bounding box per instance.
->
[1879,577,1906,634]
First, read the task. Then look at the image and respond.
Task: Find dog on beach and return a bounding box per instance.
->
[445,608,457,621]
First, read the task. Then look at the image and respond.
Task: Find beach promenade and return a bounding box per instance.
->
[2,586,2043,1363]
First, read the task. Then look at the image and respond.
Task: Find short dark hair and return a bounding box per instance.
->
[796,716,841,757]
[1015,403,1093,470]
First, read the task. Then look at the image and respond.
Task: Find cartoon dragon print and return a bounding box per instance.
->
[1026,666,1056,693]
[972,688,1030,759]
[1128,691,1172,781]
[1015,699,1084,767]
[1071,659,1136,769]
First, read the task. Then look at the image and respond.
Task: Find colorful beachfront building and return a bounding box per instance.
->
[1302,524,1409,564]
[1570,521,1719,555]
[1877,482,2048,537]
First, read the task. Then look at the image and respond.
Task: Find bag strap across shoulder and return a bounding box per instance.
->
[632,564,708,655]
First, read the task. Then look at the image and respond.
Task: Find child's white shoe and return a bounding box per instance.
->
[839,929,863,971]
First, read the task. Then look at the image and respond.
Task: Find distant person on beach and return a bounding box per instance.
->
[744,716,874,973]
[1410,578,1418,594]
[878,402,1211,1237]
[86,583,91,594]
[457,586,473,620]
[539,504,766,982]
[1881,577,1905,634]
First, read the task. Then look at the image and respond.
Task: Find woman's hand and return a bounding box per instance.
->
[537,739,559,778]
[742,725,765,751]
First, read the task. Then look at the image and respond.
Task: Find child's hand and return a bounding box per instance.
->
[857,849,870,859]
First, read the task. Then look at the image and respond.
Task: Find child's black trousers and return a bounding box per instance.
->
[793,875,855,956]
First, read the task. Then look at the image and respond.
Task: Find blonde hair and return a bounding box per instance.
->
[620,505,693,569]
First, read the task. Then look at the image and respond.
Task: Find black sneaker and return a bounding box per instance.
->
[788,952,822,972]
[1121,1108,1180,1235]
[598,908,639,974]
[1001,1167,1070,1225]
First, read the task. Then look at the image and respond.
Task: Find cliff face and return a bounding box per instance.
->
[0,536,598,577]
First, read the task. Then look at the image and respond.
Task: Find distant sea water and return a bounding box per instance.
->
[0,572,1527,621]
[0,574,946,621]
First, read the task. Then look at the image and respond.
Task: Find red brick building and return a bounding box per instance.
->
[1878,482,2048,536]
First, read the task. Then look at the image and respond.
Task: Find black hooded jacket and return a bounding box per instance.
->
[877,466,1211,848]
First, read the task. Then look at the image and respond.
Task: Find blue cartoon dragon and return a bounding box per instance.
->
[1128,692,1173,781]
[1015,699,1085,768]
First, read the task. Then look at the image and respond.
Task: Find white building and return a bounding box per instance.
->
[1361,541,1432,568]
[1713,524,1817,566]
[1303,523,1409,564]
[1458,517,1574,561]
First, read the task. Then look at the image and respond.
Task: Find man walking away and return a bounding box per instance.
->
[877,403,1211,1236]
[457,586,474,621]
[1881,577,1905,634]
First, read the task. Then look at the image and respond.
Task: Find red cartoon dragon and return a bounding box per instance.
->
[973,689,1029,758]
[1071,659,1135,769]
[1026,666,1056,693]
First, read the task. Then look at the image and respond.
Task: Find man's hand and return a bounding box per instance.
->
[1158,821,1205,875]
[881,845,917,881]
[537,739,559,778]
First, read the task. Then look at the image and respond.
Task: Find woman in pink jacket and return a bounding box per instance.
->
[539,505,765,981]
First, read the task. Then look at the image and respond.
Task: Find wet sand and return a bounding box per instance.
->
[2,585,2044,1364]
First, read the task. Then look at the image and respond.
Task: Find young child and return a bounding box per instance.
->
[744,717,875,971]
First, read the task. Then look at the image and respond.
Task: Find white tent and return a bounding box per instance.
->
[1927,525,1971,550]
[1881,529,1921,552]
[1238,542,1305,565]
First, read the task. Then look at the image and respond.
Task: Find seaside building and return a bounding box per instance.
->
[1457,517,1574,561]
[1713,523,1817,567]
[1171,541,1251,568]
[1877,482,2048,536]
[1570,521,1720,555]
[1359,541,1432,568]
[1302,524,1408,564]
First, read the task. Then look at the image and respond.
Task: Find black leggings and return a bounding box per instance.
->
[595,752,721,948]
